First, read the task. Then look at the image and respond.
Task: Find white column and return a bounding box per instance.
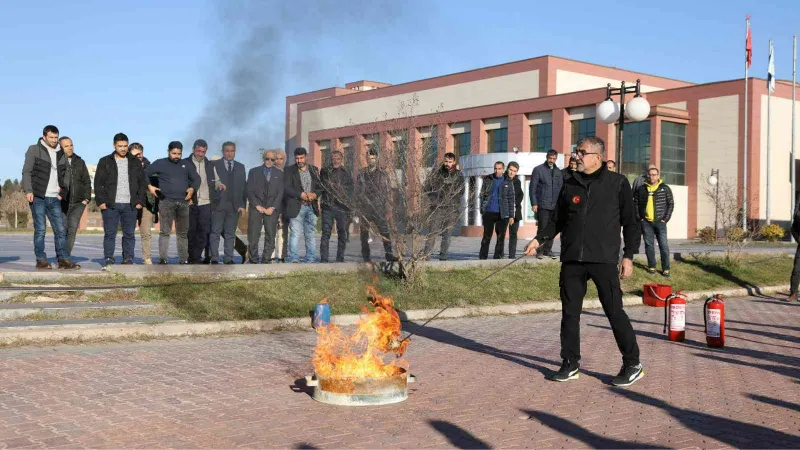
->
[474,176,483,227]
[518,174,526,226]
[461,175,470,227]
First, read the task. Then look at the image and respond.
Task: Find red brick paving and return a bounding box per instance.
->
[0,296,798,449]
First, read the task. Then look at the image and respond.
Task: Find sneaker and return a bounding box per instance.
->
[551,359,580,382]
[104,258,115,266]
[158,259,168,265]
[647,267,656,275]
[57,259,80,270]
[36,260,52,270]
[121,259,133,265]
[143,258,152,265]
[662,270,671,279]
[611,364,644,387]
[783,292,797,302]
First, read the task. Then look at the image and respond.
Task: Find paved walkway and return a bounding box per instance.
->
[0,295,797,448]
[0,233,795,273]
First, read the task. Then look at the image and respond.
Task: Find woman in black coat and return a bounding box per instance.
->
[506,161,524,259]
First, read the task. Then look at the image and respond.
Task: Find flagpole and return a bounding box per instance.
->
[792,34,797,242]
[767,39,773,225]
[743,16,750,231]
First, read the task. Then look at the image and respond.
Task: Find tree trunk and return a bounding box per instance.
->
[14,209,17,229]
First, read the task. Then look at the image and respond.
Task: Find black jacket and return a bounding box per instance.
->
[535,164,640,263]
[633,180,674,222]
[183,156,218,207]
[424,165,465,211]
[479,175,515,220]
[94,152,146,208]
[283,164,323,218]
[211,159,247,211]
[511,176,524,220]
[247,165,284,211]
[22,140,66,198]
[320,166,354,211]
[357,167,390,217]
[64,154,92,204]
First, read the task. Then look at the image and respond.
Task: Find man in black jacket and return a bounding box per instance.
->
[145,141,200,264]
[21,125,79,270]
[58,136,91,256]
[284,147,323,263]
[423,152,464,261]
[94,133,146,265]
[209,141,247,264]
[530,149,564,258]
[479,161,515,260]
[633,167,674,278]
[183,139,217,264]
[247,149,284,263]
[319,150,353,263]
[787,202,800,302]
[357,149,395,262]
[525,136,643,387]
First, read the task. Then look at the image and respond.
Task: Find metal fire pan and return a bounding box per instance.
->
[305,368,416,406]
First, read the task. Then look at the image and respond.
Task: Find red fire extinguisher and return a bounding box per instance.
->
[704,294,725,348]
[663,291,687,342]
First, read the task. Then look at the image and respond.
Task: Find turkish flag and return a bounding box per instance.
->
[745,16,752,69]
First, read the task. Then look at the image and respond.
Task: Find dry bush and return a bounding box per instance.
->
[703,176,760,266]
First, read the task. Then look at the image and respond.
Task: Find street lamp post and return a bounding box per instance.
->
[596,79,651,176]
[708,169,720,240]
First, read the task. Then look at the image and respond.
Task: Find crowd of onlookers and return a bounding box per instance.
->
[17,125,676,272]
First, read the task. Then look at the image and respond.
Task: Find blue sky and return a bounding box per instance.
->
[1,0,798,183]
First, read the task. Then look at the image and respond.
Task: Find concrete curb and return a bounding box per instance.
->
[0,284,788,345]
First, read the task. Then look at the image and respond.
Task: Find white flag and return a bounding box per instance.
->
[767,40,776,92]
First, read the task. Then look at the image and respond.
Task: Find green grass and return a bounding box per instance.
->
[133,254,792,322]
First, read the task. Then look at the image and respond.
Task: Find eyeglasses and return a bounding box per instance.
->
[576,149,601,157]
[265,158,275,161]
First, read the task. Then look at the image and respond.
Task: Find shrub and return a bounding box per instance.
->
[697,226,715,243]
[726,227,746,242]
[761,223,785,242]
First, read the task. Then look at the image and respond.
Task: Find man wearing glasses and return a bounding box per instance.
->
[524,136,643,387]
[246,149,284,263]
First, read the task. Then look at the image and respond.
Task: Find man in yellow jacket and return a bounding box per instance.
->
[633,167,674,278]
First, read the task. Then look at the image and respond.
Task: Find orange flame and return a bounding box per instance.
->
[312,286,410,379]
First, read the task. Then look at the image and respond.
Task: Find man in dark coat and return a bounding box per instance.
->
[247,149,284,263]
[530,149,564,258]
[423,152,464,261]
[479,161,515,259]
[58,136,91,256]
[283,147,323,263]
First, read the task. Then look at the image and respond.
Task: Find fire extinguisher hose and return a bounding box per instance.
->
[649,285,669,302]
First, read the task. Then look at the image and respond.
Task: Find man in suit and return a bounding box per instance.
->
[184,139,217,264]
[209,141,247,264]
[283,147,323,263]
[247,149,284,263]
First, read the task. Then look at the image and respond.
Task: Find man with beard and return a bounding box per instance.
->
[423,152,463,261]
[319,150,353,263]
[145,141,200,264]
[529,149,563,259]
[58,136,91,256]
[283,147,323,263]
[94,133,146,265]
[357,149,395,262]
[525,136,643,387]
[22,125,79,269]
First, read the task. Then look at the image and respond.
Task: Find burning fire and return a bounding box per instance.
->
[313,286,410,379]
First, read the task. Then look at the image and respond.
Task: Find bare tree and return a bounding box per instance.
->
[702,175,760,266]
[319,95,465,284]
[0,191,30,228]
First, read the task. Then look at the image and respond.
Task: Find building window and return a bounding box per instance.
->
[571,118,596,148]
[318,140,331,168]
[617,120,651,180]
[487,128,508,153]
[660,121,686,186]
[530,123,553,153]
[453,132,471,157]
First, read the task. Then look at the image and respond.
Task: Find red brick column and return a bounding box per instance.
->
[552,108,571,164]
[508,114,530,153]
[471,119,486,154]
[437,123,452,160]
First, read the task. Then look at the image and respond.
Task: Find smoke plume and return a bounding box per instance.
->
[187,0,407,168]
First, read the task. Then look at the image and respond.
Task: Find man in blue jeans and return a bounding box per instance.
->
[94,133,146,265]
[283,147,323,263]
[633,166,674,278]
[22,125,80,270]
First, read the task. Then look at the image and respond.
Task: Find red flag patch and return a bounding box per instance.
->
[571,195,581,205]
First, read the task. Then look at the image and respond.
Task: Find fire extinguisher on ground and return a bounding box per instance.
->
[704,294,725,348]
[663,291,687,342]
